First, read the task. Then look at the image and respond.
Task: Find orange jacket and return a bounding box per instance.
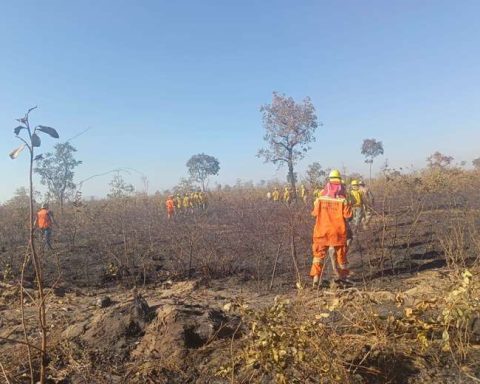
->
[36,209,52,229]
[312,196,352,246]
[166,199,175,212]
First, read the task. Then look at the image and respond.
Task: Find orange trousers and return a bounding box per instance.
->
[310,243,349,279]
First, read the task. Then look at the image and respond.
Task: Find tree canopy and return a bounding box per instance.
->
[361,138,384,181]
[186,153,220,191]
[34,142,82,211]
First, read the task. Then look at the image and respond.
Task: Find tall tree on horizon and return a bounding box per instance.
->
[186,153,220,191]
[361,138,384,183]
[257,92,318,200]
[34,142,82,213]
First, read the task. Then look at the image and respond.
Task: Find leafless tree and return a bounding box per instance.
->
[305,162,326,190]
[471,157,480,170]
[427,151,454,169]
[258,92,318,199]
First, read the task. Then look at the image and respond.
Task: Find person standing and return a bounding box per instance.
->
[175,194,183,213]
[359,180,374,228]
[183,193,191,214]
[349,180,365,228]
[272,187,280,202]
[300,184,307,203]
[34,203,56,250]
[283,186,291,204]
[310,170,352,287]
[166,195,175,219]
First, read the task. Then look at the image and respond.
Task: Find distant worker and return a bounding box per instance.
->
[272,187,280,202]
[266,191,272,201]
[193,191,201,208]
[300,184,307,203]
[310,170,352,287]
[175,194,183,212]
[199,191,208,210]
[359,180,374,227]
[182,193,190,214]
[283,186,291,204]
[349,180,365,228]
[34,203,56,250]
[166,195,175,219]
[188,192,194,212]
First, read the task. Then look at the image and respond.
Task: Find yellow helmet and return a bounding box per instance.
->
[351,179,359,186]
[329,169,341,180]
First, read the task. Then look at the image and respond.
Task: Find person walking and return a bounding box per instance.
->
[349,180,365,228]
[272,187,280,202]
[359,180,374,228]
[175,194,183,213]
[182,193,191,214]
[166,195,175,219]
[300,184,307,203]
[283,186,291,204]
[34,203,56,250]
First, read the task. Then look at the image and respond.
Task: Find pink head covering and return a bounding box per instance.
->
[321,181,346,199]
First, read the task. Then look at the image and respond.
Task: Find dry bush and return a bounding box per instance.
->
[219,267,479,383]
[2,167,480,382]
[218,298,350,384]
[1,168,480,291]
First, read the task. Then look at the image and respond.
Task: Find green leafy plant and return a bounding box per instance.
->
[34,142,82,213]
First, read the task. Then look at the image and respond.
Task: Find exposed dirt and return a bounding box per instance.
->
[1,184,479,383]
[1,265,479,383]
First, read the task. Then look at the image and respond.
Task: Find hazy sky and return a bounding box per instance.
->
[1,0,479,202]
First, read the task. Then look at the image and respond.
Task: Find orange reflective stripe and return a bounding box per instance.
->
[312,197,351,246]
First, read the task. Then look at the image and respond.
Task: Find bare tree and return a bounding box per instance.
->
[361,138,384,183]
[473,157,480,170]
[9,106,59,384]
[174,177,195,193]
[108,173,135,199]
[186,153,220,191]
[305,162,326,189]
[427,151,454,169]
[257,92,318,199]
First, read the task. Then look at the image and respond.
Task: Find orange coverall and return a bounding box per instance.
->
[166,198,175,219]
[310,195,352,279]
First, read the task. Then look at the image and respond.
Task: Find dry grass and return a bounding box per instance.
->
[0,167,480,382]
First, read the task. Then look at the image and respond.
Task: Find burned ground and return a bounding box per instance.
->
[1,169,480,383]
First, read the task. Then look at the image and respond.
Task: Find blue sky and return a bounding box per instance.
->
[1,0,479,201]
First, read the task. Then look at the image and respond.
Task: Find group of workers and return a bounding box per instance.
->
[267,185,308,204]
[34,172,373,290]
[165,191,208,219]
[310,169,373,287]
